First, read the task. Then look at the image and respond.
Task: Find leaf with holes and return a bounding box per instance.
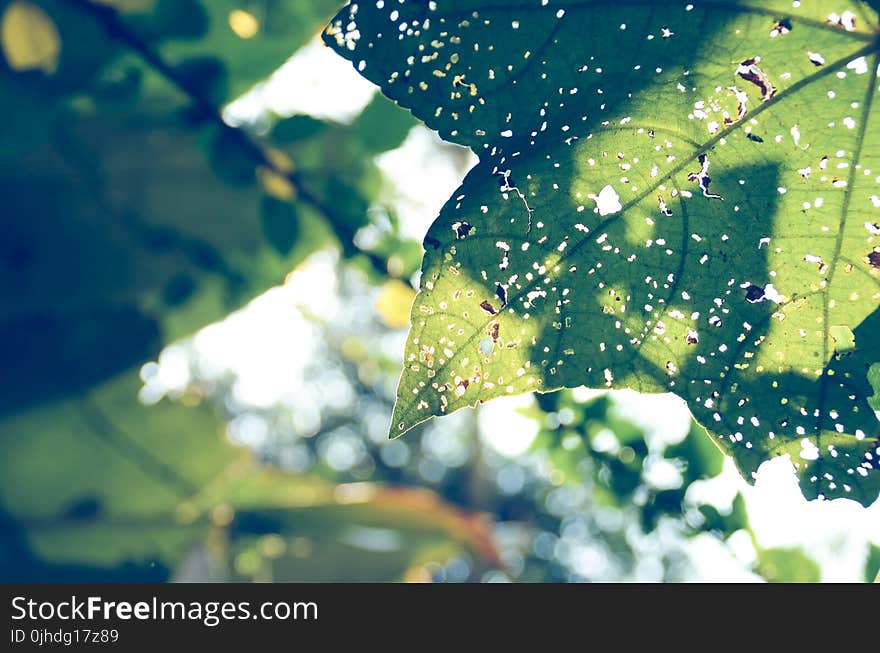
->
[325,0,880,506]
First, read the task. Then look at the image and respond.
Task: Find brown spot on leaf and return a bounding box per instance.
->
[736,57,776,102]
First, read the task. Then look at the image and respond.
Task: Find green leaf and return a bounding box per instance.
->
[756,546,821,582]
[325,1,880,505]
[92,0,342,109]
[207,125,260,185]
[173,55,227,106]
[91,64,143,108]
[667,421,726,482]
[698,494,749,537]
[155,0,344,102]
[1,1,123,93]
[0,109,328,412]
[270,115,328,144]
[865,542,880,582]
[148,0,208,40]
[353,93,418,154]
[0,371,500,581]
[260,196,300,256]
[869,363,880,411]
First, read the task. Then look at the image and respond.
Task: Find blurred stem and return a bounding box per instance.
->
[67,0,389,276]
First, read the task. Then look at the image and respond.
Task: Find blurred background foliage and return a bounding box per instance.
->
[0,0,872,582]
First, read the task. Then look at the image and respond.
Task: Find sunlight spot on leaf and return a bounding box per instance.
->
[228,9,260,39]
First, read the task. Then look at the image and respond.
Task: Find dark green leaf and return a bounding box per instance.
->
[157,0,344,101]
[270,115,328,144]
[162,273,197,307]
[869,363,880,411]
[207,126,259,186]
[260,196,300,256]
[150,0,208,40]
[353,94,418,154]
[174,55,227,105]
[0,372,499,581]
[865,543,880,582]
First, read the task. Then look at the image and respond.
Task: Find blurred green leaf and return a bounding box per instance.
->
[207,125,260,186]
[162,273,197,307]
[698,494,749,538]
[317,176,371,233]
[157,0,343,102]
[148,0,207,40]
[0,307,161,415]
[0,372,500,581]
[0,109,328,411]
[0,71,54,158]
[260,196,300,257]
[92,0,156,13]
[91,63,142,107]
[756,547,821,583]
[667,422,726,483]
[174,55,226,106]
[2,0,121,92]
[869,363,880,412]
[352,94,417,154]
[270,115,327,144]
[865,543,880,583]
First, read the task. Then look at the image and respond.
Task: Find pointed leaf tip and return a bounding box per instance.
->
[332,0,880,506]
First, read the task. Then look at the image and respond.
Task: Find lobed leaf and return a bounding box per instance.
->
[325,0,880,505]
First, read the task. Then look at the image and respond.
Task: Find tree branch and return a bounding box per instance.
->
[68,0,389,275]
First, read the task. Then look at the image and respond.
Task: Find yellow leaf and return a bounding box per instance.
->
[375,280,416,330]
[1,1,60,74]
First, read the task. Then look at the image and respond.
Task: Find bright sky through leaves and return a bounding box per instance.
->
[325,0,880,506]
